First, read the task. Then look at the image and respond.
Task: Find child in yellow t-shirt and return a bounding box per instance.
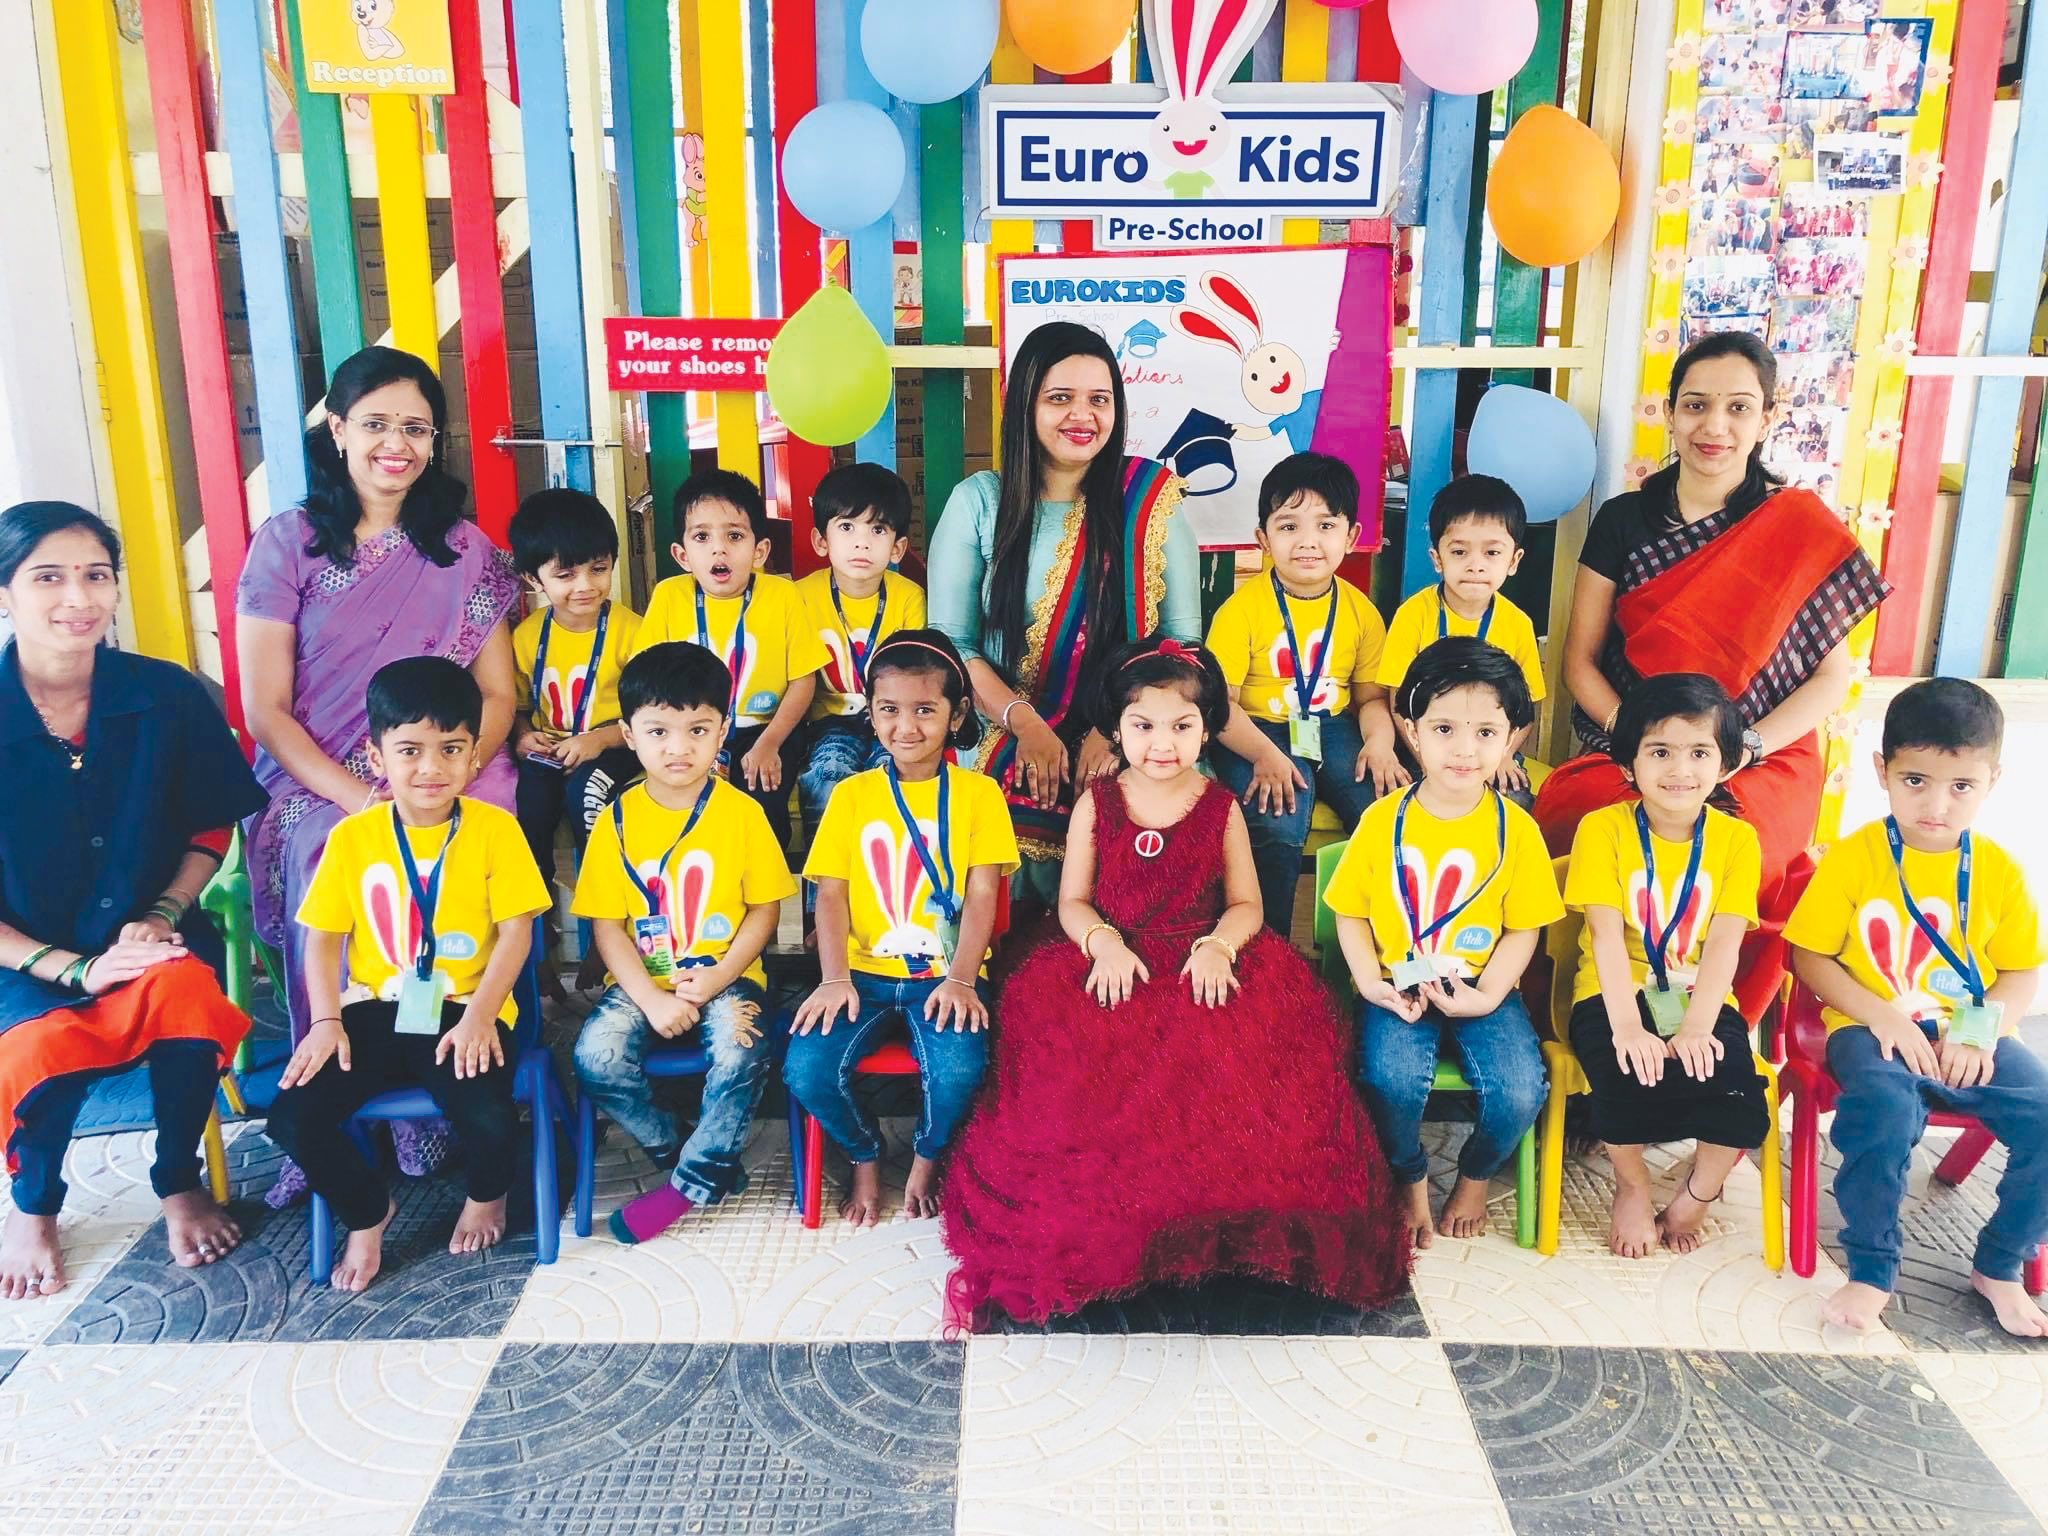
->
[573,642,799,1245]
[1206,453,1390,933]
[268,658,552,1293]
[787,630,1019,1226]
[793,463,928,839]
[1786,679,2048,1338]
[1375,476,1547,807]
[1563,674,1769,1262]
[1325,638,1560,1249]
[633,468,828,848]
[509,488,644,881]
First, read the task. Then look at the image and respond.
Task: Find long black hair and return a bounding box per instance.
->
[1642,330,1782,526]
[985,322,1130,713]
[0,501,121,586]
[302,346,466,567]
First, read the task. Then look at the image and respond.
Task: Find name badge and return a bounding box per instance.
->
[935,915,962,973]
[1641,982,1690,1038]
[526,751,566,772]
[1391,956,1435,992]
[1288,714,1323,764]
[396,968,450,1035]
[1946,1000,2003,1050]
[634,915,677,983]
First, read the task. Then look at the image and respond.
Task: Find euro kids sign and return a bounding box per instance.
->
[980,0,1400,223]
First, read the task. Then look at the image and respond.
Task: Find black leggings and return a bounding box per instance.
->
[9,1039,220,1216]
[514,745,642,880]
[265,1000,522,1230]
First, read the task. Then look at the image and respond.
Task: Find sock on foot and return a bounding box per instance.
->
[608,1182,695,1244]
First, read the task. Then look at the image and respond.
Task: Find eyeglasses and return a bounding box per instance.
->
[345,415,439,443]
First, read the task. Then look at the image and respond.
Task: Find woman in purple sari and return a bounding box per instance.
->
[236,348,521,1182]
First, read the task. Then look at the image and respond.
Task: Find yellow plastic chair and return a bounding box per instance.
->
[201,1107,229,1203]
[1312,839,1538,1248]
[1535,855,1783,1268]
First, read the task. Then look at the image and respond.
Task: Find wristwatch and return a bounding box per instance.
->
[1741,728,1765,768]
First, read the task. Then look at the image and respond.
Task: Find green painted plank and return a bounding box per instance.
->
[283,0,363,373]
[1200,550,1234,630]
[2001,387,2048,674]
[919,97,965,535]
[1492,0,1568,387]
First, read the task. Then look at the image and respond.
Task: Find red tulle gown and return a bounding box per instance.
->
[942,777,1414,1327]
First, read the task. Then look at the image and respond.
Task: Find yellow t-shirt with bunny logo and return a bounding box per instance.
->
[1377,586,1546,703]
[794,569,928,720]
[633,572,829,727]
[1204,574,1386,722]
[571,778,797,989]
[1784,819,2044,1037]
[513,601,643,735]
[297,799,551,1026]
[803,765,1021,979]
[1323,788,1562,982]
[1563,802,1761,1008]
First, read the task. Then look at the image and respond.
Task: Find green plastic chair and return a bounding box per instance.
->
[199,826,286,1081]
[1313,839,1538,1249]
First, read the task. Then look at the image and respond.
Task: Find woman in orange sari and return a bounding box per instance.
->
[1537,333,1887,1018]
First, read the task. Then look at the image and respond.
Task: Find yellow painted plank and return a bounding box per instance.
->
[1281,0,1329,245]
[696,0,757,472]
[371,95,439,361]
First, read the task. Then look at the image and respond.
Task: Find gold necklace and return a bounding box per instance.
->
[26,698,84,772]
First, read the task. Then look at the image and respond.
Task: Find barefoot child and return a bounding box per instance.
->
[786,631,1018,1225]
[1563,673,1771,1259]
[267,658,551,1292]
[575,643,798,1244]
[1325,638,1559,1248]
[1786,679,2048,1337]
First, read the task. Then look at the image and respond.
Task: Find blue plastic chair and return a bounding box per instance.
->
[308,920,572,1283]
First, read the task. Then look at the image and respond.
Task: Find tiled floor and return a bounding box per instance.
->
[3,1039,2045,1535]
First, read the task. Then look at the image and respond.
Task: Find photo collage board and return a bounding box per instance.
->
[1684,0,1931,506]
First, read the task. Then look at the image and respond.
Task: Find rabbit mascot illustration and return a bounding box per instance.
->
[1145,0,1280,200]
[352,0,405,61]
[862,820,950,979]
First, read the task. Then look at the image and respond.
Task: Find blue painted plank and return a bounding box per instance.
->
[215,0,307,515]
[747,0,779,317]
[839,0,897,469]
[1401,87,1474,596]
[608,0,643,316]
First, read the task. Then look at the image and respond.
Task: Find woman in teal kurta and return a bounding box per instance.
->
[927,322,1199,902]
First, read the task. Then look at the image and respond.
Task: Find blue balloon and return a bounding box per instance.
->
[860,0,998,104]
[1466,384,1597,524]
[781,101,906,233]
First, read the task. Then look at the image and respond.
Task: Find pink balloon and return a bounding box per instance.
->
[1387,0,1537,95]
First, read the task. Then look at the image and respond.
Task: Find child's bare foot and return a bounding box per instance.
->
[1822,1280,1891,1332]
[1971,1271,2048,1338]
[1609,1180,1659,1258]
[332,1200,397,1293]
[1656,1173,1720,1255]
[1401,1180,1434,1250]
[163,1189,242,1268]
[840,1161,884,1227]
[1437,1176,1491,1239]
[449,1196,508,1255]
[0,1211,65,1299]
[902,1155,941,1221]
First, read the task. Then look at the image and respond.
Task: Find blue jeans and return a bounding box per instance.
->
[1827,1026,2048,1289]
[1213,714,1376,932]
[573,977,772,1207]
[782,973,989,1162]
[1358,991,1548,1186]
[797,716,889,836]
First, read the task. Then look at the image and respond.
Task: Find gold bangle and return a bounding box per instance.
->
[1192,934,1238,965]
[1079,921,1119,959]
[1601,704,1620,735]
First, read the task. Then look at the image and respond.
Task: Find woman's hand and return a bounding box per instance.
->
[81,941,188,995]
[1244,742,1307,816]
[117,916,188,947]
[1072,730,1118,790]
[925,977,988,1033]
[1010,715,1070,809]
[793,979,859,1036]
[1181,943,1239,1008]
[1611,1020,1667,1085]
[278,1017,350,1090]
[1669,1016,1726,1081]
[1086,939,1150,1008]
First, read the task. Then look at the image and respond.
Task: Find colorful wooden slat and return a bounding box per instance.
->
[770,0,831,570]
[446,0,518,544]
[1874,0,2005,674]
[1629,0,1705,480]
[214,0,310,524]
[2013,394,2048,673]
[282,0,365,375]
[1357,0,1400,82]
[676,0,715,422]
[1280,0,1328,248]
[606,3,643,313]
[1492,0,1568,386]
[1935,5,2048,676]
[697,0,759,475]
[509,0,595,492]
[1059,61,1114,254]
[369,96,439,362]
[1460,93,1493,346]
[747,0,780,324]
[921,97,967,524]
[840,0,898,470]
[986,19,1035,459]
[139,0,250,711]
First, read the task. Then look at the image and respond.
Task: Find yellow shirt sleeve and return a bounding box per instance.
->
[296,817,364,933]
[962,771,1023,875]
[1496,599,1548,705]
[802,779,858,885]
[1783,837,1857,960]
[1376,592,1427,691]
[1718,815,1763,929]
[1983,843,2046,973]
[633,578,687,653]
[738,795,801,905]
[1320,821,1382,920]
[779,577,830,681]
[1346,585,1387,702]
[1563,807,1625,913]
[1204,585,1255,690]
[512,609,543,721]
[1501,810,1566,931]
[570,807,633,920]
[483,806,553,924]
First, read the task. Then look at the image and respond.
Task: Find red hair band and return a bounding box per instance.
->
[873,636,967,689]
[1119,637,1202,669]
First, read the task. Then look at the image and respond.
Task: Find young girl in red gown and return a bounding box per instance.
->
[941,636,1413,1328]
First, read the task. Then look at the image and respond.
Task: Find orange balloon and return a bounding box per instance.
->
[1487,106,1621,269]
[1004,0,1137,76]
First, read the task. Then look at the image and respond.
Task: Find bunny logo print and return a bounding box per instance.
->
[358,859,479,1001]
[1261,623,1339,719]
[1856,896,1967,1024]
[538,658,592,733]
[1396,846,1493,980]
[633,848,734,974]
[862,819,953,978]
[1626,865,1717,993]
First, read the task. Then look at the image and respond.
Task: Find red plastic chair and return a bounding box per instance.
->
[791,879,1009,1228]
[1779,980,2047,1292]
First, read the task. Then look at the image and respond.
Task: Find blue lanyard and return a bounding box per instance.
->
[830,577,885,698]
[1885,817,1983,1006]
[613,778,716,915]
[391,802,460,980]
[1272,571,1340,720]
[530,600,611,735]
[1437,586,1495,643]
[1635,804,1706,990]
[694,579,754,715]
[1392,786,1506,959]
[887,762,958,925]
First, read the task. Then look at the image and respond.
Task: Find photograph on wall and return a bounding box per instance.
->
[1814,131,1907,192]
[1782,29,1870,97]
[1780,99,1873,160]
[1682,310,1771,348]
[1865,18,1933,113]
[1765,401,1848,473]
[1702,0,1753,31]
[1696,95,1789,142]
[1692,140,1783,197]
[1778,186,1871,237]
[1700,29,1790,95]
[1684,251,1778,317]
[1750,0,1792,22]
[1690,196,1781,255]
[1776,349,1856,409]
[1784,0,1882,28]
[1774,236,1867,297]
[1770,292,1859,352]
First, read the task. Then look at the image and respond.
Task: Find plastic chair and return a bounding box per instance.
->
[307,919,572,1283]
[1311,839,1538,1249]
[1534,856,1785,1268]
[198,826,287,1077]
[1777,980,2046,1293]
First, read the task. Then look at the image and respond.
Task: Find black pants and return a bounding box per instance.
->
[1567,994,1769,1150]
[725,722,801,851]
[9,1039,220,1216]
[265,1000,521,1231]
[514,745,642,882]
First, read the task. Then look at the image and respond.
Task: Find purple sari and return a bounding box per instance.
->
[237,510,521,1033]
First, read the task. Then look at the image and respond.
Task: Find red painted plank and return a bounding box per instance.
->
[501,0,520,104]
[1872,0,2004,674]
[446,0,519,546]
[771,0,833,572]
[1060,61,1113,253]
[138,0,250,727]
[1357,0,1399,83]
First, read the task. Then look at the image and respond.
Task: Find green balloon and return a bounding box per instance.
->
[767,287,893,446]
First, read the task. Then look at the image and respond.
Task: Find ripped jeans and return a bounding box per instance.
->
[572,976,771,1207]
